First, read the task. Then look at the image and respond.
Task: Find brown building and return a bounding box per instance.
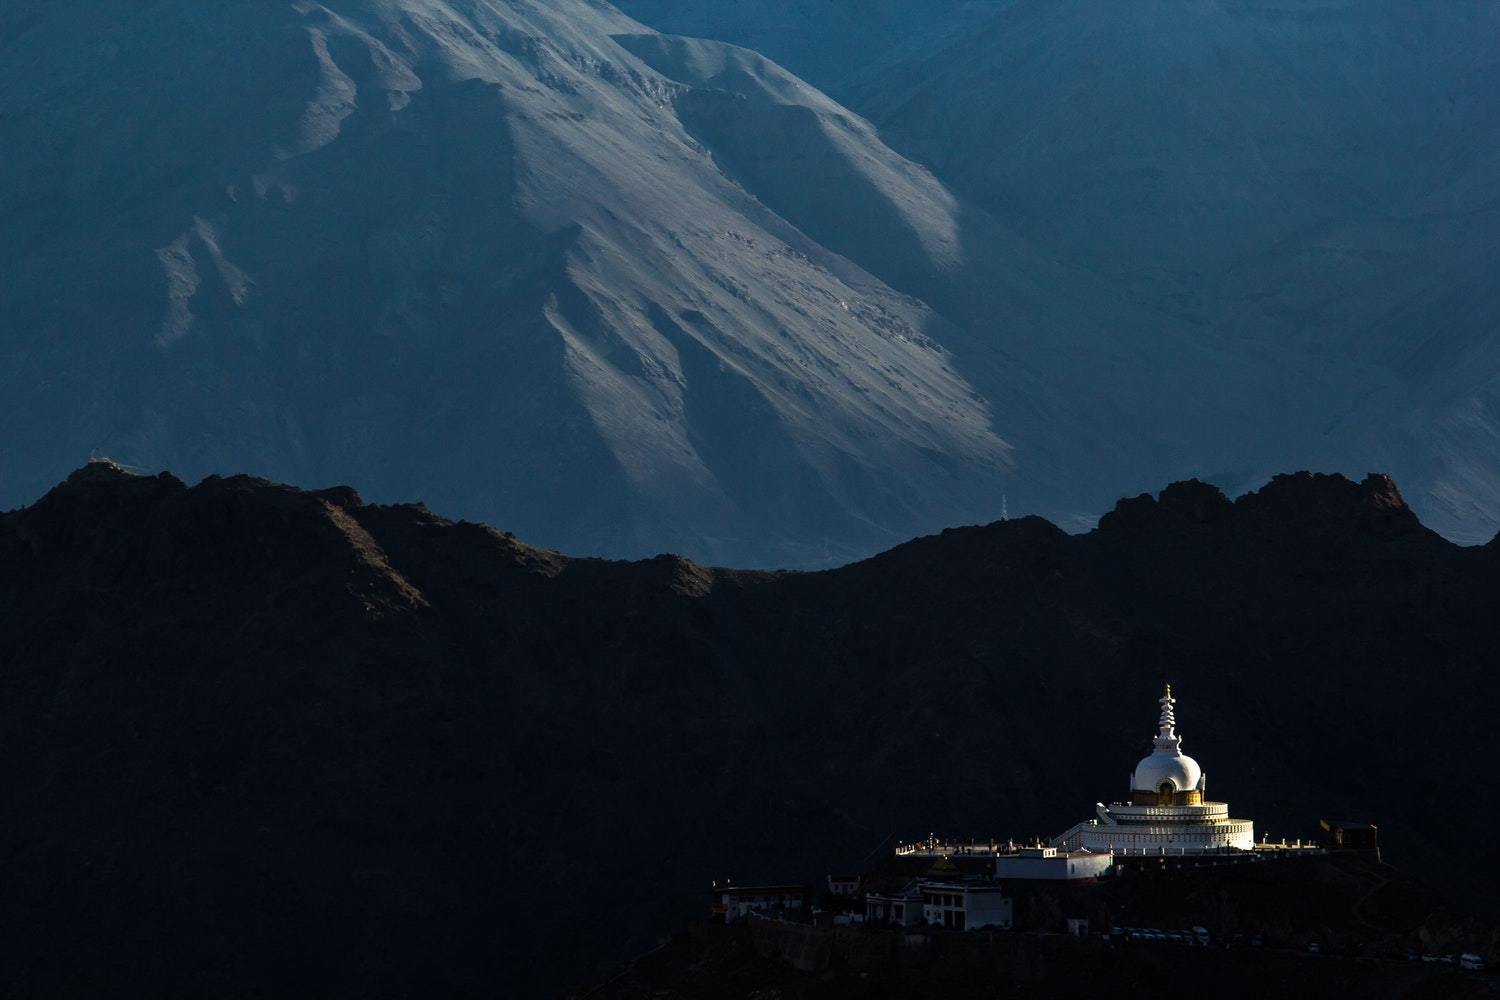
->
[1319,819,1378,851]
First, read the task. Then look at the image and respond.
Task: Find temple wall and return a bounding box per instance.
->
[1078,819,1254,854]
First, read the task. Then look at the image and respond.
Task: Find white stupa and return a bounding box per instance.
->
[1131,682,1204,804]
[1053,684,1255,855]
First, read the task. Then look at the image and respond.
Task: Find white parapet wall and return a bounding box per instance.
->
[993,849,1113,882]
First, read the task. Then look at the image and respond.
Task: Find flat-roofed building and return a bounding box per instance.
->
[827,874,861,897]
[919,879,1013,931]
[993,845,1113,882]
[1319,819,1378,851]
[716,884,808,923]
[865,881,922,927]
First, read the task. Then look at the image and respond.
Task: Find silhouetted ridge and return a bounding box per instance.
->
[8,465,425,611]
[14,463,189,561]
[0,466,1496,996]
[1098,478,1232,536]
[1235,471,1428,540]
[1098,471,1432,543]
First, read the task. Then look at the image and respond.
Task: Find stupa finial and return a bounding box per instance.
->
[1155,683,1180,749]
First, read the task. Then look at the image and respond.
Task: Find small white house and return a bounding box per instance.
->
[827,874,861,898]
[717,885,807,923]
[865,881,922,926]
[919,880,1013,931]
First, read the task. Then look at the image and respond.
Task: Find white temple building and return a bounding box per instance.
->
[1053,685,1255,855]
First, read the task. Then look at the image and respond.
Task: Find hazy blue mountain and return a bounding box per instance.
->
[3,1,1496,563]
[607,0,989,99]
[0,1,1017,566]
[617,0,1500,545]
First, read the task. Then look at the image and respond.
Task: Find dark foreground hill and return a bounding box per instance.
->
[598,853,1500,998]
[1,463,1497,994]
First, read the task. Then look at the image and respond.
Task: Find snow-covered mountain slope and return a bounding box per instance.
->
[0,0,1024,566]
[4,1,1494,561]
[617,0,1500,545]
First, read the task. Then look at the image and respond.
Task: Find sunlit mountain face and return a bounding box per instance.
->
[616,0,1500,547]
[4,1,1498,567]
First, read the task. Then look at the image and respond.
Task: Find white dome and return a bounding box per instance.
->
[1133,750,1202,794]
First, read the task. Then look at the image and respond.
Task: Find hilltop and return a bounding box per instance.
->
[1,464,1498,993]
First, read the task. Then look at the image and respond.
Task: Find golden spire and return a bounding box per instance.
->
[1156,684,1180,747]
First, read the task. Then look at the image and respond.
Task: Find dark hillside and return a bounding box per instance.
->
[0,464,1495,994]
[597,853,1500,998]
